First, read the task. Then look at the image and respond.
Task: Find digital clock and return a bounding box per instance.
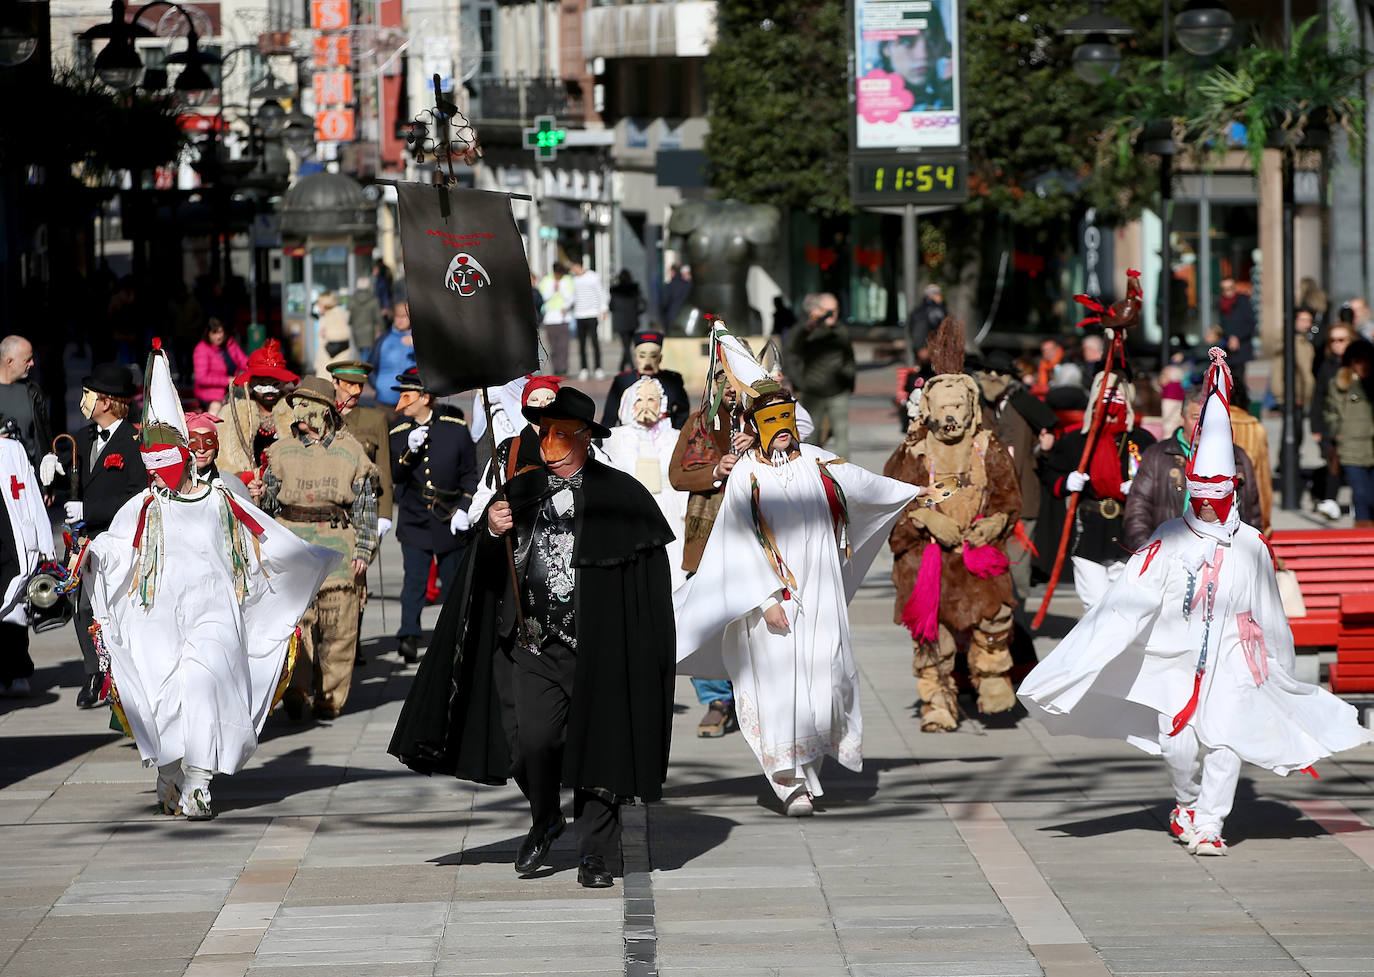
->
[851,155,969,206]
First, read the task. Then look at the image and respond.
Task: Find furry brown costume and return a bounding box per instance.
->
[884,320,1021,731]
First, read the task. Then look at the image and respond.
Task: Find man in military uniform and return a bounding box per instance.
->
[327,359,395,665]
[601,331,690,430]
[389,367,478,663]
[252,376,379,720]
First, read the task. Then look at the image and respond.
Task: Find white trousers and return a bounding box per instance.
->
[1072,556,1124,611]
[1157,714,1241,837]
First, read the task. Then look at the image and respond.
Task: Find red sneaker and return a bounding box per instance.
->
[1169,807,1195,844]
[1189,833,1227,856]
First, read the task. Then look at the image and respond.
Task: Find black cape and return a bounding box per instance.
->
[388,458,677,801]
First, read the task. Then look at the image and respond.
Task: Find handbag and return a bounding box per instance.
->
[1276,569,1307,619]
[324,339,349,357]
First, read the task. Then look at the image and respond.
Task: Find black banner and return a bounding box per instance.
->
[395,183,540,395]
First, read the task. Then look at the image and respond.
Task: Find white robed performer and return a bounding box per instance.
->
[675,324,918,814]
[1020,348,1373,854]
[602,376,689,589]
[84,346,338,819]
[0,438,54,626]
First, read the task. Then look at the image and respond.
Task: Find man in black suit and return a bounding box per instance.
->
[64,364,144,708]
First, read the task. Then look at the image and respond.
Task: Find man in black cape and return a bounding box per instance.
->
[389,386,676,889]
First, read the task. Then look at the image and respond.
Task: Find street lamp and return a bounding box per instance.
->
[0,1,38,67]
[1173,0,1235,57]
[282,110,315,157]
[256,98,286,137]
[1061,2,1133,85]
[82,0,220,95]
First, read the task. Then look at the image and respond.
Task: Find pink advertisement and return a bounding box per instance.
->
[854,0,961,150]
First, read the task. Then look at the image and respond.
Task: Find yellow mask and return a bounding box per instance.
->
[751,399,800,453]
[79,388,98,419]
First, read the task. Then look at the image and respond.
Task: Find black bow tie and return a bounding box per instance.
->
[96,428,111,442]
[547,471,583,491]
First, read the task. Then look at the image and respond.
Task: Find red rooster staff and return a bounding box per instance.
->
[1031,270,1142,631]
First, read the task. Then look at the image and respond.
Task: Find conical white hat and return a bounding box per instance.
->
[711,320,770,397]
[141,339,188,444]
[1187,347,1235,483]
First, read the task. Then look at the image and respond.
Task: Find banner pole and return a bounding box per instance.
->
[481,387,530,643]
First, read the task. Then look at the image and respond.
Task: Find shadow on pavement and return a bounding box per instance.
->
[0,732,123,789]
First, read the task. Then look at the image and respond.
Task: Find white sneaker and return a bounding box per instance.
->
[594,368,605,381]
[1317,498,1342,520]
[1189,833,1227,856]
[1169,806,1195,844]
[783,789,813,817]
[578,368,590,380]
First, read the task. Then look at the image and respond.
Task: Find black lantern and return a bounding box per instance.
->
[1060,1,1134,86]
[1173,0,1235,57]
[93,34,144,90]
[0,1,38,67]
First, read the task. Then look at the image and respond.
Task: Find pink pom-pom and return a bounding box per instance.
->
[151,337,162,351]
[962,543,1009,578]
[901,542,942,643]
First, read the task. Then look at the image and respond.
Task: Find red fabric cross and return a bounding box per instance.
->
[9,474,23,499]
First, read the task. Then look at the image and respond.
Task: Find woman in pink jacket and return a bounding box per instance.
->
[192,319,248,412]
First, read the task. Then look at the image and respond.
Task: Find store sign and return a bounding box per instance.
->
[853,0,962,151]
[850,155,966,206]
[316,110,355,142]
[309,0,350,30]
[313,35,351,67]
[313,71,354,105]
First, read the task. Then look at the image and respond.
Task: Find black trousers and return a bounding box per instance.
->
[576,318,601,371]
[74,582,99,675]
[504,640,622,871]
[398,543,463,638]
[0,622,33,683]
[616,333,635,373]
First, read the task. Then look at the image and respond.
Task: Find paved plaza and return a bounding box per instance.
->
[3,372,1374,977]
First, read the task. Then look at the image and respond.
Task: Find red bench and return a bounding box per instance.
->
[1268,529,1374,693]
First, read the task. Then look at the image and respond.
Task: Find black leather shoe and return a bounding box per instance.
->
[514,815,565,876]
[577,855,614,888]
[398,635,420,664]
[75,673,104,709]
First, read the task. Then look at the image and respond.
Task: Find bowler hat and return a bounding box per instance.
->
[979,350,1017,376]
[81,363,137,399]
[522,386,612,439]
[287,376,339,413]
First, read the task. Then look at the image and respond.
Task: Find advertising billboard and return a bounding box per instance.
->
[853,0,962,151]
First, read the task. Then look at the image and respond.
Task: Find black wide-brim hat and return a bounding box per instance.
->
[522,386,612,439]
[81,363,137,399]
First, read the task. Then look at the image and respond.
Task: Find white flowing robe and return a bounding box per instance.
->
[675,445,916,798]
[87,483,338,774]
[0,440,54,626]
[1020,518,1373,774]
[602,417,688,591]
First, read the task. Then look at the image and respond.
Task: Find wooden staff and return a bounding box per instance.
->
[480,387,530,642]
[1030,335,1122,631]
[52,433,80,504]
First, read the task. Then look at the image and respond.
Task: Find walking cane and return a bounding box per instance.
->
[376,544,388,631]
[481,387,532,646]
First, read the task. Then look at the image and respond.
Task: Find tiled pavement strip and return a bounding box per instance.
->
[4,379,1374,977]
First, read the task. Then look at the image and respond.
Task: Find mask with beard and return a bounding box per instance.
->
[292,400,334,439]
[250,379,285,408]
[634,343,663,374]
[976,371,1011,404]
[633,383,664,426]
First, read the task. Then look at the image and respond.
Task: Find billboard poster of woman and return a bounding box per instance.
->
[854,0,962,150]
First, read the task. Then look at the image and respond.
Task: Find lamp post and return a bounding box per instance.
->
[81,0,220,96]
[0,1,39,67]
[1063,1,1234,372]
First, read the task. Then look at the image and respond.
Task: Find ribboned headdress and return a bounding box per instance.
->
[140,339,192,489]
[1186,346,1238,523]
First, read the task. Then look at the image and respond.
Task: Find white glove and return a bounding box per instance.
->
[64,501,84,523]
[450,509,471,534]
[39,453,64,485]
[377,516,393,539]
[407,426,429,452]
[1119,479,1134,496]
[1064,471,1089,494]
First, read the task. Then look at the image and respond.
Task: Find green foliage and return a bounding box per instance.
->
[1186,15,1374,170]
[703,0,851,217]
[0,65,188,179]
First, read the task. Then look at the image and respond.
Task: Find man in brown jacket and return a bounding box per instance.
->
[1123,384,1263,551]
[669,370,755,736]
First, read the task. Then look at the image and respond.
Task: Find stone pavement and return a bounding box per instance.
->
[3,363,1374,977]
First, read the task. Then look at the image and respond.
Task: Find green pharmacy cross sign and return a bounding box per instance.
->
[523,116,567,161]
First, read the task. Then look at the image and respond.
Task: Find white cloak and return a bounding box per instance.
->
[601,417,688,591]
[675,446,916,795]
[1019,518,1373,774]
[0,440,54,626]
[87,482,339,774]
